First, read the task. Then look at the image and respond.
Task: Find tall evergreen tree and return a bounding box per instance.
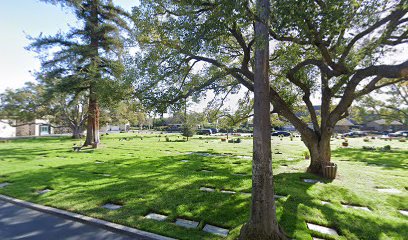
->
[29,0,131,147]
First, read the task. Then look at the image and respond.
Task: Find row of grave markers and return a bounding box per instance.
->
[144,212,229,237]
[1,171,407,239]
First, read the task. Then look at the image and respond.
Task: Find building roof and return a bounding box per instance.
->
[369,119,403,125]
[390,120,403,125]
[336,118,354,126]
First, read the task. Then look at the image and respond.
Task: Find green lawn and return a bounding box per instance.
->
[0,134,407,239]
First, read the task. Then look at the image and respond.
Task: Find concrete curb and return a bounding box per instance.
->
[0,194,176,240]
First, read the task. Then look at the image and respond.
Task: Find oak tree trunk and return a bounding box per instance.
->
[71,125,83,139]
[303,129,332,176]
[239,0,286,238]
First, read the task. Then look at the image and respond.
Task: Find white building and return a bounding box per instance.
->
[0,119,52,138]
[0,120,16,138]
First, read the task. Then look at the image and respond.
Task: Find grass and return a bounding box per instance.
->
[0,133,407,239]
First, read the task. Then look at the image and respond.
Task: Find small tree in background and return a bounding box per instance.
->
[181,121,195,141]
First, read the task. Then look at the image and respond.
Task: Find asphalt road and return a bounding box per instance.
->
[0,200,137,240]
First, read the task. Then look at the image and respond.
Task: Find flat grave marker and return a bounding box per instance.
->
[342,204,371,212]
[220,190,236,194]
[200,187,215,192]
[0,182,10,188]
[203,224,229,237]
[102,203,122,210]
[307,223,339,236]
[321,201,330,205]
[145,213,168,221]
[303,179,322,184]
[38,189,52,195]
[399,210,408,217]
[175,218,199,229]
[376,188,401,194]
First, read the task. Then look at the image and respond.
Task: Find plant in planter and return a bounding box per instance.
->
[399,138,406,142]
[221,138,226,142]
[303,151,310,160]
[342,139,349,147]
[363,137,370,142]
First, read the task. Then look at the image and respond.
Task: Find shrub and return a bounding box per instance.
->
[181,123,195,141]
[382,145,391,151]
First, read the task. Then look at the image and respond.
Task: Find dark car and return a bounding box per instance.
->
[271,131,291,137]
[342,131,367,137]
[210,128,219,134]
[197,129,212,135]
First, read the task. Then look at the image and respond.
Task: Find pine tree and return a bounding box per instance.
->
[29,0,131,148]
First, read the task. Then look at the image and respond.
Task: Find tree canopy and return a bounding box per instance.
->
[130,0,408,175]
[28,0,132,146]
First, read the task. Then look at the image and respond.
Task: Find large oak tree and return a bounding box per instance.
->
[131,0,408,177]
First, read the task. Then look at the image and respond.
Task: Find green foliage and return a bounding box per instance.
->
[28,0,132,107]
[0,83,46,121]
[129,0,407,140]
[181,122,195,140]
[0,82,88,133]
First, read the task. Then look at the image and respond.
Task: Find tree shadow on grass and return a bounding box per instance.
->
[0,153,255,240]
[277,172,408,240]
[332,148,408,170]
[1,145,407,240]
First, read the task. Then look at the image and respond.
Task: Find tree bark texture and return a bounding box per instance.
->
[84,0,101,148]
[71,125,83,139]
[239,0,286,239]
[84,93,100,147]
[303,129,332,175]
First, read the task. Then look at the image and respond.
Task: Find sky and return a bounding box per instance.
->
[0,0,136,93]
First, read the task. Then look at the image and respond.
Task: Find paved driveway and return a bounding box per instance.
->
[0,200,138,240]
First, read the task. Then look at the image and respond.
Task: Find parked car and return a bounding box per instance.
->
[342,131,367,137]
[271,131,291,137]
[388,131,408,137]
[197,129,212,135]
[210,128,219,134]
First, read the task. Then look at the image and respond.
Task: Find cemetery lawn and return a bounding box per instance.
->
[0,134,407,240]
